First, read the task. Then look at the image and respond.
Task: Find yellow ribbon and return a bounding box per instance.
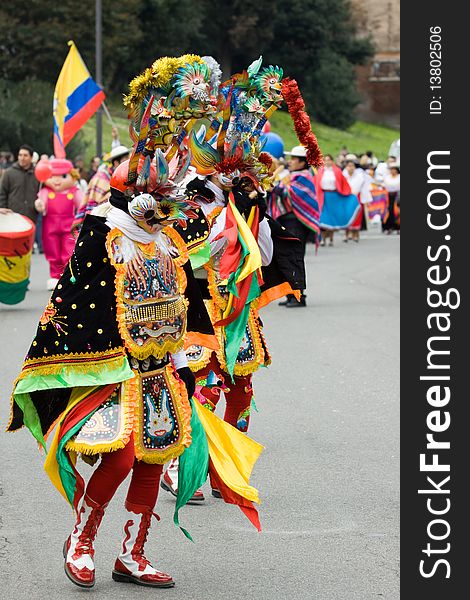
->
[227,200,262,283]
[192,400,263,504]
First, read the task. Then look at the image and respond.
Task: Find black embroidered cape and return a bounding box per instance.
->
[8,215,214,436]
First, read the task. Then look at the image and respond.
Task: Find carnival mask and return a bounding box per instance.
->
[128,193,167,233]
[129,192,199,232]
[217,171,240,189]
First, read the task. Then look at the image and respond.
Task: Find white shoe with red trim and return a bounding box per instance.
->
[112,502,175,588]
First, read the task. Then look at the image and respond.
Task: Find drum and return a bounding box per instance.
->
[0,212,36,304]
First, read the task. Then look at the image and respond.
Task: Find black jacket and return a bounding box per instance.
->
[0,162,39,223]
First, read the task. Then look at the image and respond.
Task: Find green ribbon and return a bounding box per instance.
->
[174,398,209,541]
[189,241,211,270]
[56,411,101,505]
[223,273,261,379]
[14,358,133,394]
[13,393,45,449]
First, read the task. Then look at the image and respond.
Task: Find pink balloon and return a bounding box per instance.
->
[35,159,52,183]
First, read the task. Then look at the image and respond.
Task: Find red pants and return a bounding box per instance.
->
[85,435,163,508]
[196,354,254,432]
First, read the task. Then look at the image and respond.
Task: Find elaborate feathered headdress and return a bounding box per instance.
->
[109,149,199,228]
[109,55,224,226]
[187,56,322,189]
[123,55,222,188]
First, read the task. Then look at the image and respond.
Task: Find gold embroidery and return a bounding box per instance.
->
[16,347,127,380]
[125,296,186,323]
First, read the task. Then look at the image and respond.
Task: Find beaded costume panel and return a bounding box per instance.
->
[213,301,271,376]
[107,229,188,360]
[125,363,192,463]
[186,339,213,372]
[66,387,134,455]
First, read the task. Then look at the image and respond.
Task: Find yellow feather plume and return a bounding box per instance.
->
[124,54,204,110]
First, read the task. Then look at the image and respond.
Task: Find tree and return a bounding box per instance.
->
[0,0,373,131]
[137,0,207,61]
[198,0,279,77]
[0,0,144,91]
[306,50,360,129]
[129,0,277,79]
[0,79,88,156]
[265,0,373,129]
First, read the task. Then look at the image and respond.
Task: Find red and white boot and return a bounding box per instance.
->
[112,501,175,588]
[63,495,107,588]
[160,457,205,503]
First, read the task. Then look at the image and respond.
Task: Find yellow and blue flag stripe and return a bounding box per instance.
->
[53,41,105,157]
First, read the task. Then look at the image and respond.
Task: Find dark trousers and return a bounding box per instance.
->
[277,213,311,258]
[35,213,43,252]
[383,192,399,231]
[277,213,310,297]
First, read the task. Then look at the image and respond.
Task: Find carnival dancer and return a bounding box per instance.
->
[162,58,315,498]
[316,154,359,246]
[162,173,274,499]
[342,159,372,243]
[34,158,84,289]
[268,144,321,307]
[7,55,265,590]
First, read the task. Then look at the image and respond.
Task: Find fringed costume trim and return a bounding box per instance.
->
[131,365,192,463]
[65,384,136,455]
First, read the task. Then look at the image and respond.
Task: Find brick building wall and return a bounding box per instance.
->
[350,0,400,126]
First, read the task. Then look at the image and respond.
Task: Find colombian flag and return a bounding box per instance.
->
[53,41,105,157]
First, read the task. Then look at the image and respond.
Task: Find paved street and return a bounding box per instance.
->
[0,230,399,600]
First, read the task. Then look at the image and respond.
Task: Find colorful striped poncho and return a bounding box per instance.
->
[270,169,323,235]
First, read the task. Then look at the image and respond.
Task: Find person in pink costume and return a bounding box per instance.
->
[35,158,84,289]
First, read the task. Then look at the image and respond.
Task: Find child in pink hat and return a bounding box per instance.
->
[35,158,84,289]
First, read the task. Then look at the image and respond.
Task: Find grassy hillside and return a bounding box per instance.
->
[81,104,399,164]
[269,111,399,159]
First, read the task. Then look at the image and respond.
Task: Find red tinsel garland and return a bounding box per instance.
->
[258,152,273,168]
[281,78,323,168]
[215,156,247,175]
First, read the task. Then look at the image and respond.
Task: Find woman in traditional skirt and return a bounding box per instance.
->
[342,159,372,242]
[316,155,360,246]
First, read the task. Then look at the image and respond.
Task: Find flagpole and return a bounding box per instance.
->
[102,102,115,127]
[95,0,103,157]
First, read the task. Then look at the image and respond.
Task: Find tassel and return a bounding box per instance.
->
[281,78,323,168]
